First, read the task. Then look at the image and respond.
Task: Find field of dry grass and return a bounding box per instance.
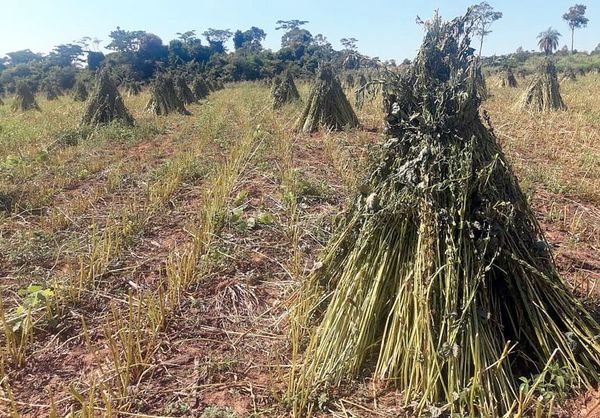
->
[0,74,599,417]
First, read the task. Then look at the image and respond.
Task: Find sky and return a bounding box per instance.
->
[0,0,598,61]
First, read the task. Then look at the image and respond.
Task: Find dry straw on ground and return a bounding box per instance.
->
[290,12,600,417]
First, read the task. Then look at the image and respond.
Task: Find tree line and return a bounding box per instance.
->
[0,3,594,96]
[0,20,386,95]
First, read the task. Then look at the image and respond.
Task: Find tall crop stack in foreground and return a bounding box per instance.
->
[81,69,134,127]
[519,59,566,111]
[296,65,359,133]
[12,81,40,111]
[500,67,518,87]
[271,72,300,109]
[474,60,488,100]
[290,12,600,416]
[146,74,191,116]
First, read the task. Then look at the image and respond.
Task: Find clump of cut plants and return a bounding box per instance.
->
[499,66,518,87]
[72,79,89,102]
[474,59,488,100]
[343,72,354,88]
[296,65,359,133]
[357,73,368,88]
[192,77,210,100]
[290,11,600,417]
[44,84,60,100]
[561,68,576,82]
[122,78,142,96]
[519,59,566,111]
[175,75,196,105]
[12,81,40,111]
[81,69,134,127]
[271,72,300,109]
[146,74,191,116]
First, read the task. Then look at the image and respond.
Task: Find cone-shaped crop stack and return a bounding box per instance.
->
[73,80,89,102]
[296,65,359,133]
[81,69,134,127]
[12,81,40,111]
[499,67,518,87]
[192,77,210,100]
[519,59,566,111]
[175,75,196,105]
[290,12,600,417]
[146,74,191,116]
[271,72,300,109]
[123,79,142,97]
[474,60,488,100]
[561,68,577,82]
[45,85,59,101]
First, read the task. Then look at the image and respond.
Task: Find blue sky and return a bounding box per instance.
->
[1,0,598,60]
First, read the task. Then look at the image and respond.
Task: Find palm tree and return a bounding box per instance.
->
[537,27,561,55]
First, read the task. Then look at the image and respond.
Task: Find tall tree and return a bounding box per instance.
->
[537,27,561,55]
[313,34,330,47]
[176,30,199,45]
[340,38,358,51]
[276,20,312,50]
[106,27,145,53]
[48,43,84,67]
[5,50,42,65]
[562,4,589,53]
[470,2,503,56]
[202,28,233,53]
[275,20,309,32]
[233,27,266,52]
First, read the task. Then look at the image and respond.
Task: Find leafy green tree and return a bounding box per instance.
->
[168,39,190,65]
[313,34,330,47]
[48,43,84,66]
[134,33,168,78]
[340,38,358,52]
[537,27,561,55]
[562,4,589,53]
[176,30,199,44]
[470,2,503,56]
[275,20,309,31]
[233,27,266,52]
[106,27,145,53]
[6,50,42,65]
[87,51,105,70]
[276,20,313,50]
[202,28,233,53]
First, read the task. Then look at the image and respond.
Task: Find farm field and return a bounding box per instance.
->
[1,74,600,418]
